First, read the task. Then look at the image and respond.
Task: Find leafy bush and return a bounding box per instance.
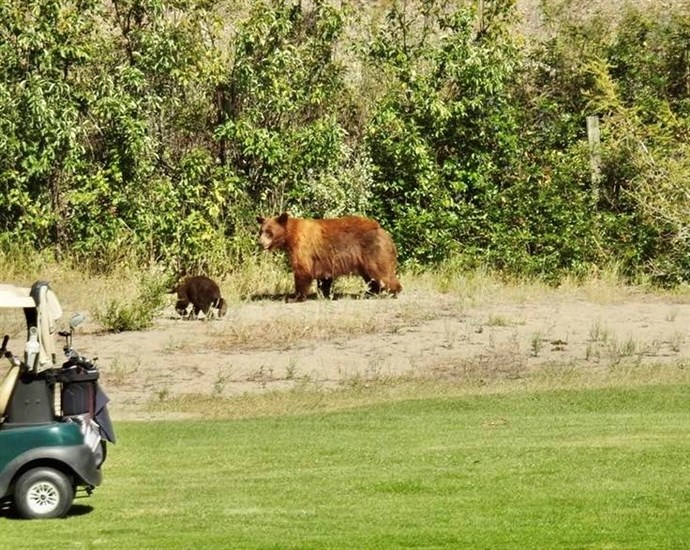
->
[363,0,522,265]
[0,0,688,284]
[215,0,353,215]
[96,274,170,332]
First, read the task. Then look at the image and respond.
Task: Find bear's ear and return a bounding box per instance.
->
[277,212,289,225]
[256,216,264,224]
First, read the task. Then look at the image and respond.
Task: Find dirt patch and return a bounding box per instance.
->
[53,287,689,420]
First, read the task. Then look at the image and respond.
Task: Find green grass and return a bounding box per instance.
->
[2,384,689,548]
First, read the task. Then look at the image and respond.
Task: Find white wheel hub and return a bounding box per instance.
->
[26,481,61,514]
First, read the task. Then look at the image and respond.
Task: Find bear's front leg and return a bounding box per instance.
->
[288,273,313,302]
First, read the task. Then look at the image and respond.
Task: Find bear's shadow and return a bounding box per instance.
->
[249,292,378,302]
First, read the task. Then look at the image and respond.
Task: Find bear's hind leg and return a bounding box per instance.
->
[176,299,191,318]
[317,278,333,299]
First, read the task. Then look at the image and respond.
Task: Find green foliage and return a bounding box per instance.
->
[215,0,358,217]
[509,1,690,283]
[580,6,690,285]
[294,144,374,218]
[0,0,101,249]
[484,146,601,279]
[364,0,525,264]
[0,0,688,284]
[96,273,170,332]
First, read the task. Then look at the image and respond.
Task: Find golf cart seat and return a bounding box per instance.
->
[0,366,20,418]
[0,282,63,424]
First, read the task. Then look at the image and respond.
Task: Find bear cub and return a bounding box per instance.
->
[172,275,227,319]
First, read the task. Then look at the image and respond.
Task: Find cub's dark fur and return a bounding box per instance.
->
[172,275,227,319]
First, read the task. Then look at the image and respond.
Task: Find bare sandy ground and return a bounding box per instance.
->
[50,285,689,420]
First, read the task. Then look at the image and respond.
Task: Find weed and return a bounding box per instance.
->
[588,320,610,343]
[247,365,274,389]
[442,321,467,349]
[342,371,365,390]
[585,342,599,362]
[365,357,385,381]
[208,313,387,352]
[606,336,638,367]
[107,357,141,387]
[530,332,544,357]
[163,335,184,354]
[669,331,684,353]
[621,337,637,356]
[285,359,298,380]
[640,339,662,357]
[487,314,511,327]
[214,368,231,395]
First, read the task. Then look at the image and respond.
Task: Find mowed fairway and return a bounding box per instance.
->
[2,384,690,549]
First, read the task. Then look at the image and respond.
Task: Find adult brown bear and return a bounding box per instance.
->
[256,213,402,302]
[172,275,227,319]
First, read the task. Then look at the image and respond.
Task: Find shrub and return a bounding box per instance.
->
[96,274,170,332]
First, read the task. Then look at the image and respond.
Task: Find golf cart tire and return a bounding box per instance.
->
[14,467,75,519]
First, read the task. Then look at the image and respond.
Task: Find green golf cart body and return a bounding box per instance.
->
[0,282,108,519]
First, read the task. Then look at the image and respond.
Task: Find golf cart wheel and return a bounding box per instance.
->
[14,467,75,519]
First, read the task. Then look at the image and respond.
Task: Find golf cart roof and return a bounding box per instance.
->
[0,282,63,369]
[0,284,36,309]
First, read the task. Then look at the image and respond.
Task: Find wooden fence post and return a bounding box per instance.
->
[587,115,601,203]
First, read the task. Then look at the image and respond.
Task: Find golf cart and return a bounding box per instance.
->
[0,281,114,519]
